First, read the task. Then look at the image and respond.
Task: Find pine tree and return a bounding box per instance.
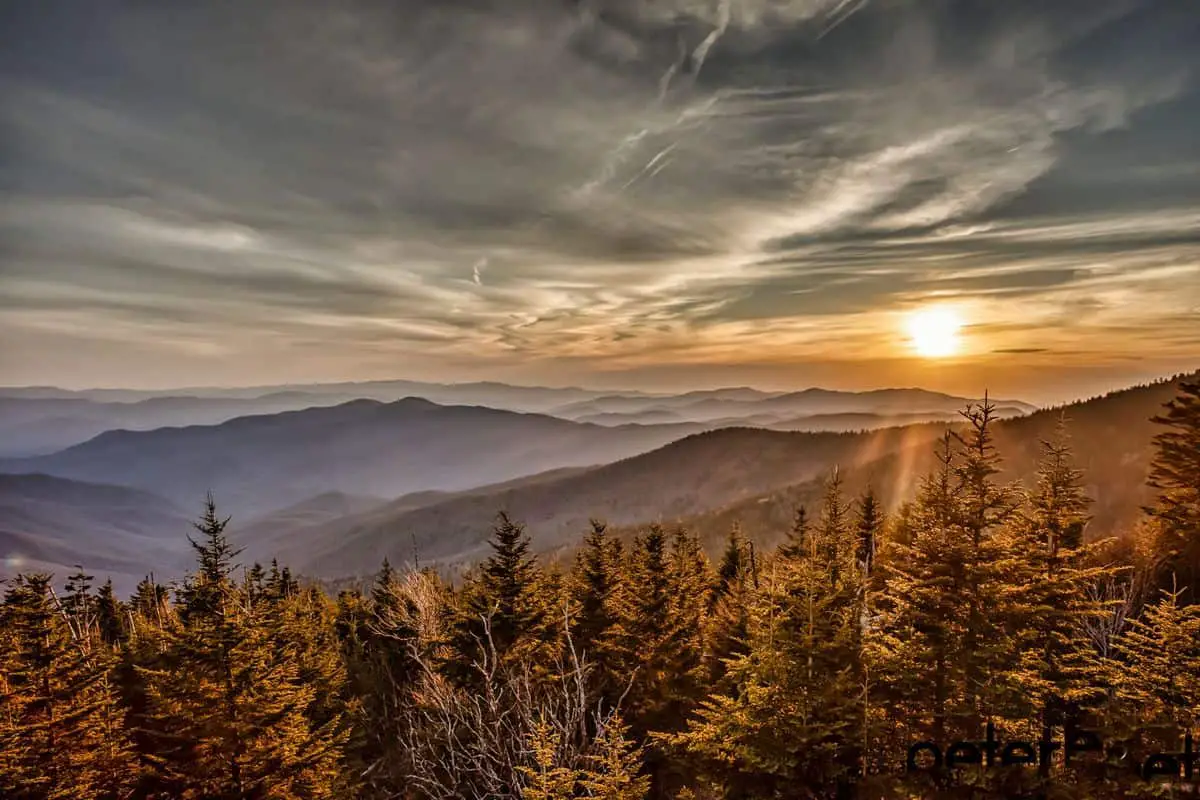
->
[780,505,811,561]
[520,717,579,800]
[948,399,1026,729]
[713,524,746,601]
[854,487,884,578]
[135,499,349,798]
[580,718,651,800]
[177,492,241,622]
[1116,583,1200,722]
[706,525,753,687]
[617,524,707,791]
[1029,415,1091,553]
[517,715,650,800]
[1146,378,1200,605]
[244,562,266,606]
[61,567,95,643]
[340,561,430,792]
[817,469,850,572]
[0,573,136,800]
[446,512,557,692]
[95,579,128,646]
[1006,420,1116,780]
[873,417,1022,753]
[130,575,169,630]
[670,470,868,798]
[1112,583,1200,784]
[570,520,627,708]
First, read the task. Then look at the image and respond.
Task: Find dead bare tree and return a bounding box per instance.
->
[1080,566,1146,665]
[360,588,633,800]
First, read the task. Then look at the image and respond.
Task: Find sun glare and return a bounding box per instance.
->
[906,306,963,358]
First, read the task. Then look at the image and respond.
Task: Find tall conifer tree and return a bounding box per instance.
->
[0,574,136,800]
[1146,378,1200,605]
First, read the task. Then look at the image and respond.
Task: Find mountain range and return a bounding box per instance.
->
[0,398,704,517]
[267,376,1181,579]
[0,381,1033,457]
[2,374,1186,591]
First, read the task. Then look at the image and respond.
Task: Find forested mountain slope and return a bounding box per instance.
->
[0,474,192,592]
[295,424,948,576]
[605,374,1197,557]
[303,373,1193,579]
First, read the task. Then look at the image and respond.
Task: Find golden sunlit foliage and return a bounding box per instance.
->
[2,382,1199,799]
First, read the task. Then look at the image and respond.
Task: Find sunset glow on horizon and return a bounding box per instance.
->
[1,0,1198,404]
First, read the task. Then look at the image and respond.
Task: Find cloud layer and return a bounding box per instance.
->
[2,0,1198,400]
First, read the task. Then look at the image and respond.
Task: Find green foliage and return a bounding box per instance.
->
[617,527,706,743]
[1115,585,1200,726]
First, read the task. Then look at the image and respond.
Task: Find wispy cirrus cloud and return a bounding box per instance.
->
[0,0,1197,400]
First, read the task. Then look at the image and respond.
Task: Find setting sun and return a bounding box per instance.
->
[906,306,963,358]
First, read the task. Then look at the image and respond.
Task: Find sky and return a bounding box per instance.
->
[1,0,1198,404]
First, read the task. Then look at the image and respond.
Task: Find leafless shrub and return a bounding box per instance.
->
[365,599,630,800]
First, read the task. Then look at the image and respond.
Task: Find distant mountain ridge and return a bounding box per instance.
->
[281,424,946,578]
[0,380,1036,456]
[282,373,1192,580]
[0,392,361,457]
[547,386,1035,425]
[1,373,1189,590]
[0,379,635,409]
[0,398,706,516]
[626,374,1197,558]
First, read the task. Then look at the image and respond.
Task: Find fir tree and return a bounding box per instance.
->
[135,499,349,798]
[1115,583,1200,728]
[670,470,868,798]
[618,525,707,794]
[61,567,95,644]
[570,520,626,708]
[520,718,579,800]
[706,525,753,687]
[447,512,555,688]
[1007,422,1115,778]
[714,524,746,601]
[95,579,128,646]
[177,492,241,623]
[340,561,430,792]
[245,562,266,605]
[1029,415,1091,553]
[1146,378,1200,605]
[780,505,811,561]
[873,423,1018,749]
[0,574,136,800]
[949,399,1025,729]
[580,718,651,800]
[814,469,851,582]
[130,575,169,629]
[854,487,883,578]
